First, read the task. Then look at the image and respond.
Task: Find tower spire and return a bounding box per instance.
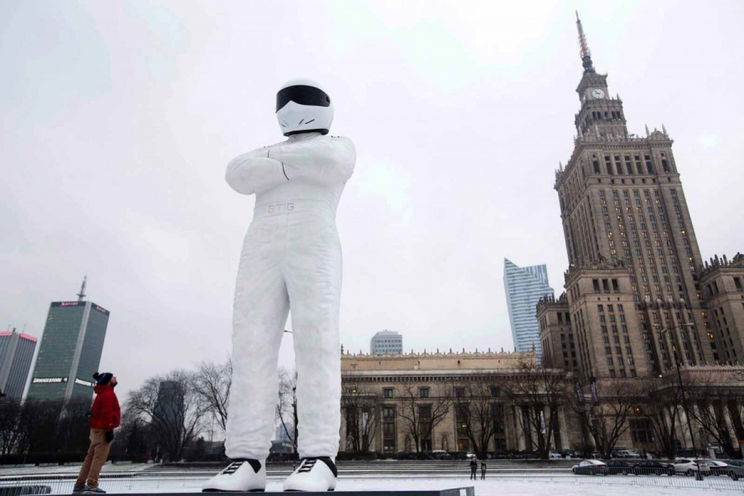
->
[77,275,87,302]
[576,11,595,73]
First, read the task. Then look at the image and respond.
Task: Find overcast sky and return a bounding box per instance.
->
[2,0,743,401]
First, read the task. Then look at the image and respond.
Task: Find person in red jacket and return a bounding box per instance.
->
[74,372,121,494]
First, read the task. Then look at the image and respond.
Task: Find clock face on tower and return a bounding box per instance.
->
[591,88,606,99]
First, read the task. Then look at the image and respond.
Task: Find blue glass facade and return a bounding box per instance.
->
[503,259,553,359]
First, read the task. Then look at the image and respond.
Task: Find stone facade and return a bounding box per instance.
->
[541,17,743,381]
[536,294,576,373]
[533,17,744,456]
[700,254,744,364]
[340,16,744,460]
[339,350,581,455]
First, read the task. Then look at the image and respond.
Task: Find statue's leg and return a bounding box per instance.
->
[286,222,342,459]
[225,226,290,461]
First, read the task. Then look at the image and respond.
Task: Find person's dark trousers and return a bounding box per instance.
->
[470,468,476,480]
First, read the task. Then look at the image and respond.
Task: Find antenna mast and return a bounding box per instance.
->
[576,11,595,73]
[77,275,87,302]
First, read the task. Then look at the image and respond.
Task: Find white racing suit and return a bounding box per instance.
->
[224,132,355,461]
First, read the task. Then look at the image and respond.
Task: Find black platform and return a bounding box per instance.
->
[101,488,475,496]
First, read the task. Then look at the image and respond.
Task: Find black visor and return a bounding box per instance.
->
[276,85,331,112]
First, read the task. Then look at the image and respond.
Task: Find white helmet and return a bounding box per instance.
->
[276,79,334,136]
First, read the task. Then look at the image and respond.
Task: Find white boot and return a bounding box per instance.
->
[283,457,337,492]
[202,459,266,492]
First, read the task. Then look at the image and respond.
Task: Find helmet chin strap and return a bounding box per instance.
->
[288,131,323,142]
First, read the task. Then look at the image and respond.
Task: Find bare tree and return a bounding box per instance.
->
[641,377,682,459]
[503,362,567,459]
[455,382,501,458]
[565,382,595,457]
[192,359,232,432]
[682,372,742,458]
[110,417,149,461]
[16,399,65,457]
[58,398,94,453]
[341,381,380,453]
[125,370,205,461]
[0,397,22,455]
[276,368,297,452]
[584,380,641,458]
[398,384,451,453]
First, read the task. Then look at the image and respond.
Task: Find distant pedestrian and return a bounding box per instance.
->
[74,372,120,494]
[480,461,487,479]
[469,458,477,480]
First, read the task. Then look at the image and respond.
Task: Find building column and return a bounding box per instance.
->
[500,402,511,451]
[542,406,552,449]
[727,400,744,452]
[524,406,536,450]
[512,405,526,451]
[558,407,570,449]
[339,407,348,452]
[721,400,738,453]
[678,406,694,448]
[662,407,678,449]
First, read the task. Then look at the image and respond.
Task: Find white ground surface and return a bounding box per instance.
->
[2,474,742,496]
[1,464,742,495]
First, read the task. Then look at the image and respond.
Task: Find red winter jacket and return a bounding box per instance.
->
[90,384,121,430]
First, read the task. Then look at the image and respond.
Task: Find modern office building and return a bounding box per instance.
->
[503,259,554,358]
[27,279,110,401]
[154,380,184,424]
[0,328,38,399]
[370,330,403,355]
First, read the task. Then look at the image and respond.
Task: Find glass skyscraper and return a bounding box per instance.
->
[503,259,553,358]
[0,329,38,399]
[27,298,110,402]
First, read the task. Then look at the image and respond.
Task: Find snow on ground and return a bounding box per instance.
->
[0,462,151,476]
[1,474,742,496]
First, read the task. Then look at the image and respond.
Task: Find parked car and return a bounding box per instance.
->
[549,451,563,459]
[605,460,633,475]
[673,458,711,476]
[560,449,578,458]
[612,449,640,458]
[572,459,608,475]
[632,460,675,476]
[708,460,743,480]
[430,450,453,460]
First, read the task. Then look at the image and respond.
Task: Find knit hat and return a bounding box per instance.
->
[93,372,113,386]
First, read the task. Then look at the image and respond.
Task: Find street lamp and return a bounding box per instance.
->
[654,323,697,454]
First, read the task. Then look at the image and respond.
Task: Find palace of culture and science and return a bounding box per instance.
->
[538,15,744,380]
[338,16,744,457]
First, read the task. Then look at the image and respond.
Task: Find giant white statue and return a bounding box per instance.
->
[203,79,355,492]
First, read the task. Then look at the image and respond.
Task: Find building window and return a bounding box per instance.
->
[630,418,654,443]
[383,388,394,398]
[454,387,465,398]
[419,387,430,398]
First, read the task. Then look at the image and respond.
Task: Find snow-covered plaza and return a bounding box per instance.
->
[1,463,742,496]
